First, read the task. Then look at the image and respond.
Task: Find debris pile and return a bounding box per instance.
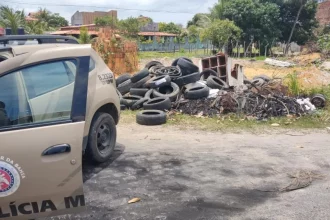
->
[116,57,326,125]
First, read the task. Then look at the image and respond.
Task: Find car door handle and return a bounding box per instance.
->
[42,144,71,156]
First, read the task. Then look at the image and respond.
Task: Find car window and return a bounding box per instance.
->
[89,57,95,72]
[0,60,77,129]
[22,60,76,98]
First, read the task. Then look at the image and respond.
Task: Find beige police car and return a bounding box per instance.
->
[0,44,120,219]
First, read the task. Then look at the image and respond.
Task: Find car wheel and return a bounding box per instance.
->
[87,112,116,163]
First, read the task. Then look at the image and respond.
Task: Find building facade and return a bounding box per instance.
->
[316,0,330,26]
[71,10,117,26]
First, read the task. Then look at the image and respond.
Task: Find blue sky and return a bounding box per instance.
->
[3,0,218,26]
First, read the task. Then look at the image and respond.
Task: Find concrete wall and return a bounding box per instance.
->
[71,11,83,26]
[71,10,118,26]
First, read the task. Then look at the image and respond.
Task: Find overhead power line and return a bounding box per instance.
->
[1,0,197,14]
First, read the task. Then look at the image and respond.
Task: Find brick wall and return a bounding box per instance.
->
[316,0,330,26]
[82,10,117,25]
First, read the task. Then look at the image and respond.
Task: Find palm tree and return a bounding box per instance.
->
[25,20,47,34]
[0,6,25,34]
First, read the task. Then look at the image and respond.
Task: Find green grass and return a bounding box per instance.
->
[138,50,210,60]
[120,109,330,132]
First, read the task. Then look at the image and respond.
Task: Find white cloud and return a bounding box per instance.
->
[3,0,218,26]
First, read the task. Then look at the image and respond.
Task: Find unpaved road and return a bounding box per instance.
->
[51,125,330,220]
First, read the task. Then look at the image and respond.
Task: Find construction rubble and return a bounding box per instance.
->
[116,54,326,125]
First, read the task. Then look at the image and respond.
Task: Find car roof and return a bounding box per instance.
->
[7,44,89,56]
[0,35,79,44]
[0,44,92,76]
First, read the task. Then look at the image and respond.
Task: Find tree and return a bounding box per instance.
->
[78,27,91,44]
[159,22,182,34]
[95,16,117,29]
[261,0,318,47]
[210,0,231,20]
[187,13,211,28]
[118,17,140,39]
[35,8,68,29]
[219,0,281,43]
[48,13,68,28]
[201,19,242,50]
[137,15,153,26]
[0,6,25,34]
[25,20,47,34]
[187,25,200,43]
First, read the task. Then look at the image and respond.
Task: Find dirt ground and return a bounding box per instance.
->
[139,53,330,88]
[46,124,330,220]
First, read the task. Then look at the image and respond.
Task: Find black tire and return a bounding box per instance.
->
[144,89,155,99]
[184,83,210,100]
[136,110,167,126]
[130,88,149,97]
[173,72,200,87]
[120,104,127,110]
[251,78,265,87]
[200,69,218,80]
[143,97,172,111]
[145,61,164,70]
[206,76,229,89]
[86,112,116,163]
[177,58,199,76]
[253,74,271,82]
[153,82,180,102]
[131,68,149,83]
[116,73,131,85]
[172,57,193,66]
[145,75,171,88]
[131,98,149,110]
[149,65,164,76]
[132,76,151,88]
[117,79,133,95]
[120,95,142,108]
[311,94,326,108]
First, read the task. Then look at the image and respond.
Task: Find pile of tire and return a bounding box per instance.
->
[116,57,219,125]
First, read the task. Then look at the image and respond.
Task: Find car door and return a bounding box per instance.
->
[0,45,91,220]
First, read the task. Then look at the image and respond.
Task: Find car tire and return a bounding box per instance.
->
[132,76,150,88]
[131,68,149,83]
[200,69,218,80]
[136,110,167,126]
[120,104,127,110]
[131,98,149,110]
[172,57,193,66]
[116,73,131,85]
[253,74,271,82]
[144,89,155,99]
[206,76,229,89]
[251,78,265,87]
[153,82,180,102]
[184,83,210,100]
[173,72,200,87]
[143,97,172,111]
[87,112,116,163]
[177,58,199,76]
[117,79,133,95]
[120,95,142,108]
[145,61,164,70]
[130,88,149,97]
[145,75,171,88]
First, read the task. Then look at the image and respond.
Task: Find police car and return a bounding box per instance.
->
[0,40,120,219]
